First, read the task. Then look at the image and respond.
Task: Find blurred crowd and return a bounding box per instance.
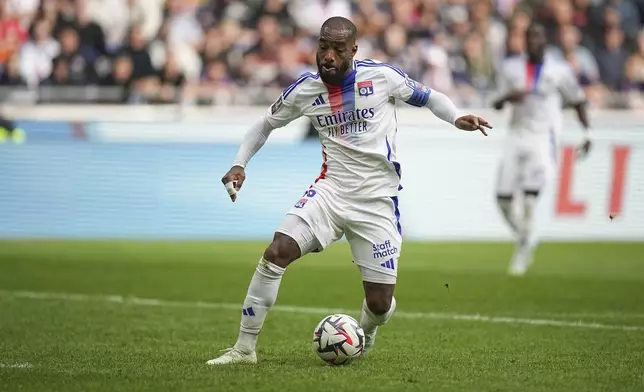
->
[1,0,643,108]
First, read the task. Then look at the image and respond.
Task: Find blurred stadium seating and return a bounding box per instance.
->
[1,0,643,108]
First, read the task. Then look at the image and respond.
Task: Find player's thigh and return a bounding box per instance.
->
[496,144,522,197]
[345,197,402,285]
[522,144,555,192]
[274,215,322,258]
[276,187,343,255]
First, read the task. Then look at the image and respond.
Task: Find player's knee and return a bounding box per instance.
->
[263,233,301,268]
[365,295,392,316]
[524,189,540,198]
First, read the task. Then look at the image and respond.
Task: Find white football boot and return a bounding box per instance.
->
[206,348,257,365]
[508,236,534,276]
[362,330,377,357]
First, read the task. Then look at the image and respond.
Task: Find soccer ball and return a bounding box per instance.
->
[312,314,364,365]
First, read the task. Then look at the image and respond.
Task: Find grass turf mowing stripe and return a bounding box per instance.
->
[2,290,643,332]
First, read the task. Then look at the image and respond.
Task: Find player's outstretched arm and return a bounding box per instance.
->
[492,91,527,110]
[571,100,592,158]
[221,117,276,202]
[560,65,592,158]
[383,64,492,136]
[426,90,493,136]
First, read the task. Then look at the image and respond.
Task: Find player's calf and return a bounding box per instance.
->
[496,194,521,235]
[207,233,301,365]
[360,281,397,356]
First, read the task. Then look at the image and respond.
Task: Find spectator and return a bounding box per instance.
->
[625,29,644,107]
[166,0,203,50]
[100,54,133,102]
[597,27,629,91]
[470,0,507,63]
[463,30,496,91]
[41,57,75,86]
[192,59,235,105]
[571,0,596,51]
[4,0,39,28]
[52,0,78,40]
[379,23,423,80]
[0,53,27,86]
[0,0,641,108]
[54,27,97,84]
[0,5,28,65]
[288,0,352,35]
[127,0,164,42]
[86,0,129,52]
[156,51,185,103]
[550,24,601,88]
[123,24,156,81]
[422,36,454,96]
[35,0,60,32]
[19,18,60,86]
[76,0,106,59]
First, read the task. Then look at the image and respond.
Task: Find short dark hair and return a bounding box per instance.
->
[320,16,357,41]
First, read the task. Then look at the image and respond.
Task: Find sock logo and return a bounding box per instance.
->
[380,258,395,270]
[372,240,398,259]
[242,307,255,316]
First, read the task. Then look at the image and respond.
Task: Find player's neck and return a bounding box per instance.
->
[527,54,544,64]
[323,67,356,86]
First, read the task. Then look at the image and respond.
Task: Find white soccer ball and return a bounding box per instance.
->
[312,314,364,365]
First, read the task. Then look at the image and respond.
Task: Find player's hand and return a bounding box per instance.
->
[455,115,493,136]
[493,91,527,110]
[577,137,592,160]
[221,165,245,202]
[506,90,528,103]
[492,99,505,110]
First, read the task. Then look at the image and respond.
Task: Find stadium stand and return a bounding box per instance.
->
[0,0,643,108]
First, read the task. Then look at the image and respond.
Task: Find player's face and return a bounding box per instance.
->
[316,27,357,85]
[526,25,547,60]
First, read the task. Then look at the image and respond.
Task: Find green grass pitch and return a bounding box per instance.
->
[0,241,643,391]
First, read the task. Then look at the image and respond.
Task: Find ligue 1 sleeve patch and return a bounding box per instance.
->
[271,96,284,114]
[405,77,429,93]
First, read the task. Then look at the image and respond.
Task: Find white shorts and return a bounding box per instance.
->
[496,132,558,196]
[276,181,402,285]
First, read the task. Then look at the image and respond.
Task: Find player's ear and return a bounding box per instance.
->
[352,44,358,56]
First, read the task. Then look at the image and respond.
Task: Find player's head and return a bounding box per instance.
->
[316,17,358,85]
[526,22,547,62]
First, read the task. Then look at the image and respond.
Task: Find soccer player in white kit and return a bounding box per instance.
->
[492,23,592,276]
[207,17,492,365]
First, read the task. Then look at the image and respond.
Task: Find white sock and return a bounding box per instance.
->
[496,197,521,235]
[233,257,285,353]
[360,296,397,336]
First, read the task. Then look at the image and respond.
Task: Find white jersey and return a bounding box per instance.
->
[265,59,432,198]
[497,55,585,137]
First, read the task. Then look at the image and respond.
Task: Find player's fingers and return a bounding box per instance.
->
[478,118,493,128]
[224,180,238,202]
[478,126,488,136]
[234,176,244,190]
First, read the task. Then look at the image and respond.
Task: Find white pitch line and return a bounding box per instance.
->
[1,290,643,332]
[0,363,32,369]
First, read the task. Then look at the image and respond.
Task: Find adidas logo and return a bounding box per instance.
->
[380,258,395,270]
[311,94,326,106]
[242,307,255,316]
